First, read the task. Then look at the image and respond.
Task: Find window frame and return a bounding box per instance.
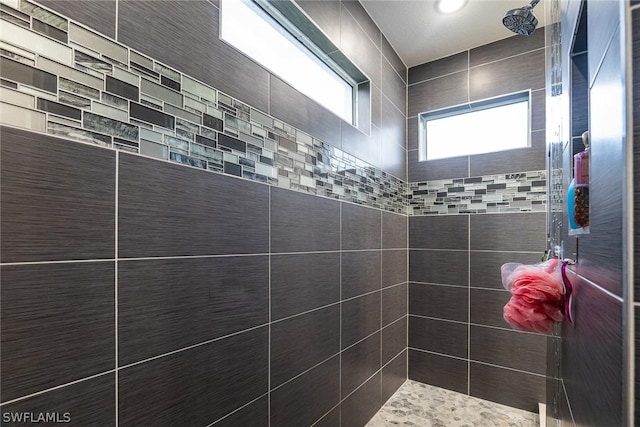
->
[220,0,368,128]
[418,91,532,161]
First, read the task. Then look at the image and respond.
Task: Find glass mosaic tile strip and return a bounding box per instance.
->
[407,170,547,215]
[0,0,548,216]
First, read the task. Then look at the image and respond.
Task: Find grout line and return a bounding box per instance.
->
[118,323,269,371]
[408,314,550,337]
[381,314,407,331]
[380,210,384,401]
[207,392,269,426]
[114,0,118,41]
[270,353,340,393]
[467,214,471,396]
[0,369,117,407]
[565,268,624,303]
[114,150,119,426]
[339,201,343,404]
[267,186,272,427]
[408,347,548,378]
[562,379,576,426]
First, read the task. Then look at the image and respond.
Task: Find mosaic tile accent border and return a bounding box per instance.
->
[0,0,547,216]
[407,170,547,215]
[0,0,406,213]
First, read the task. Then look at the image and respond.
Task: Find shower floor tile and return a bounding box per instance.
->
[367,380,539,427]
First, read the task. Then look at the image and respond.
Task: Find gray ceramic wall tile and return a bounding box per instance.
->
[469,251,542,290]
[469,288,511,328]
[575,29,624,297]
[587,0,621,88]
[342,291,381,348]
[271,187,340,253]
[382,283,407,327]
[341,121,382,169]
[1,262,115,402]
[408,149,469,182]
[340,373,381,427]
[409,250,468,286]
[469,49,545,101]
[118,327,268,426]
[382,317,407,365]
[341,332,381,396]
[38,0,116,39]
[408,51,468,85]
[342,202,382,250]
[409,316,467,358]
[342,251,382,299]
[295,0,341,45]
[470,213,546,252]
[408,70,468,117]
[469,130,546,176]
[270,355,340,427]
[408,349,467,394]
[382,349,407,403]
[469,362,545,413]
[338,4,380,85]
[118,153,269,257]
[531,89,546,132]
[1,127,115,263]
[342,0,380,48]
[469,29,544,67]
[270,305,340,388]
[380,97,407,179]
[382,35,406,83]
[382,211,407,249]
[409,283,468,322]
[118,0,270,112]
[213,395,268,427]
[470,326,547,375]
[409,215,468,250]
[313,406,340,427]
[371,83,382,127]
[270,76,341,148]
[271,252,340,320]
[562,274,622,427]
[0,374,115,425]
[118,256,269,365]
[407,117,418,151]
[382,57,406,114]
[382,249,407,287]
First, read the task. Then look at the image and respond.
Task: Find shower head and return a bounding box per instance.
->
[503,0,540,36]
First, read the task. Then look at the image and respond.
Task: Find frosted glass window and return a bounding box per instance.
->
[420,93,530,161]
[221,0,354,123]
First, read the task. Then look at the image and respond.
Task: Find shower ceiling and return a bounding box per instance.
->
[360,0,547,68]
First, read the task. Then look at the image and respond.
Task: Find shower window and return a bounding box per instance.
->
[419,91,531,161]
[220,0,357,124]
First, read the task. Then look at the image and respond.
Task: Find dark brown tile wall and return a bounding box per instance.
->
[408,212,549,413]
[549,1,631,424]
[1,128,407,425]
[407,28,546,182]
[117,0,406,178]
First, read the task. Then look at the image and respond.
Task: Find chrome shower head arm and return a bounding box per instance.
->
[528,0,540,9]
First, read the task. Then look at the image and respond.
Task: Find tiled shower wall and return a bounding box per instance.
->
[552,0,630,425]
[1,126,408,426]
[0,0,409,426]
[406,28,556,412]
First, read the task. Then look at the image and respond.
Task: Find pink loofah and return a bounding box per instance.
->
[501,258,564,335]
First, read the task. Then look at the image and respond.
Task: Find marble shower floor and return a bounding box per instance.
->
[367,380,539,427]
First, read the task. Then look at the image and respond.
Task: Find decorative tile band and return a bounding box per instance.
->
[0,0,546,216]
[407,170,547,215]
